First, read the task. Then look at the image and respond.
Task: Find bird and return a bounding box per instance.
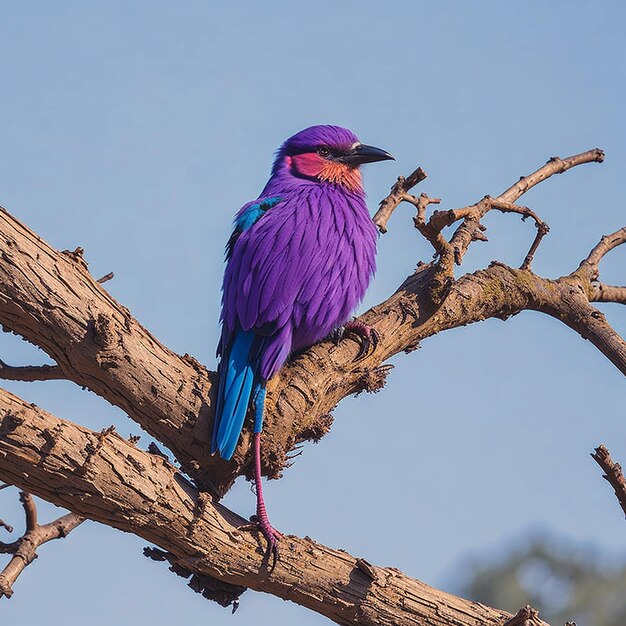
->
[211,125,394,557]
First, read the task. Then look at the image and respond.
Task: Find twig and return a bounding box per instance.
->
[97,272,114,284]
[0,360,64,382]
[424,196,550,271]
[485,199,550,270]
[0,520,12,534]
[579,226,626,281]
[20,492,37,531]
[405,193,445,256]
[0,491,84,599]
[498,149,605,204]
[449,150,604,267]
[373,167,427,233]
[591,445,626,519]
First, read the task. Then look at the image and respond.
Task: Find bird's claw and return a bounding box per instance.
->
[246,514,282,570]
[343,319,379,361]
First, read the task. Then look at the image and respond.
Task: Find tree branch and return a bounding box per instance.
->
[591,283,626,304]
[0,386,548,626]
[591,445,626,520]
[578,226,626,282]
[0,489,84,598]
[498,149,606,202]
[372,166,427,233]
[447,149,604,267]
[0,360,65,382]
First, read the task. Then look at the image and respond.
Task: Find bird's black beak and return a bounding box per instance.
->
[337,143,395,166]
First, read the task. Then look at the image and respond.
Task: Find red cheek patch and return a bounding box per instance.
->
[291,153,324,178]
[291,153,363,191]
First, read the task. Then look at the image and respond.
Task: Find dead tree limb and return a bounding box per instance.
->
[0,387,546,626]
[0,490,84,598]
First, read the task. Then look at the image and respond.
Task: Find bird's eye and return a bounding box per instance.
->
[317,146,331,158]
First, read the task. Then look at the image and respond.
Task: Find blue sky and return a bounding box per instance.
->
[1,2,625,624]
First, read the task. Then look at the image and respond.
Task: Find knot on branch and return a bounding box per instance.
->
[61,246,89,270]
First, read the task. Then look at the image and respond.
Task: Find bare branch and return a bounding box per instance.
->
[372,166,427,233]
[591,283,626,304]
[591,445,626,519]
[484,199,550,270]
[0,520,12,535]
[0,149,616,624]
[448,149,604,266]
[497,148,605,204]
[96,271,115,284]
[20,492,37,531]
[407,193,446,256]
[579,226,626,281]
[0,360,64,382]
[0,487,84,599]
[0,387,544,625]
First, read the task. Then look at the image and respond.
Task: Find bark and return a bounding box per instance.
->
[0,148,623,625]
[0,389,532,626]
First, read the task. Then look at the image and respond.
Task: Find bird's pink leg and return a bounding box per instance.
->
[252,432,282,559]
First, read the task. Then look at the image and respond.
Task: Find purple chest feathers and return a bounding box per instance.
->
[221,184,377,379]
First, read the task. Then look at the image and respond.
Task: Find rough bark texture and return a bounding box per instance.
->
[0,389,522,626]
[0,148,623,625]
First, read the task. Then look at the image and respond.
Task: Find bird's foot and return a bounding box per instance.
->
[244,512,282,569]
[343,319,379,361]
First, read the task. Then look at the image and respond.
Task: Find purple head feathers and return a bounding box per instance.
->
[265,125,394,193]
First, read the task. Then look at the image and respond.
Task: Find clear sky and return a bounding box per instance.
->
[0,2,624,625]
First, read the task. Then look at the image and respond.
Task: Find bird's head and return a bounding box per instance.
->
[271,125,394,192]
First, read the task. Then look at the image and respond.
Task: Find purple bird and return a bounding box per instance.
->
[212,125,393,555]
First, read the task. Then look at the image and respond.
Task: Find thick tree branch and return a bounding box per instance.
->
[0,387,548,626]
[0,490,84,598]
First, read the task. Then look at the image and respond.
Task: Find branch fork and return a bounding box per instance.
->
[0,490,84,598]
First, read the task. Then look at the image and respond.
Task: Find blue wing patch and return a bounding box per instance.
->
[226,196,283,260]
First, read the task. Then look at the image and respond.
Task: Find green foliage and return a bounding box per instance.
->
[456,536,626,626]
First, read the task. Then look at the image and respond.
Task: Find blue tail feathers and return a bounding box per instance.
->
[211,329,266,460]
